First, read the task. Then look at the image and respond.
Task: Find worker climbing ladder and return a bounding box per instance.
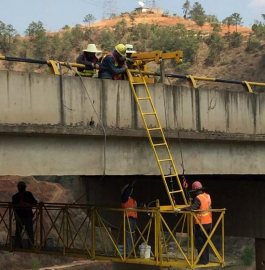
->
[126,64,188,210]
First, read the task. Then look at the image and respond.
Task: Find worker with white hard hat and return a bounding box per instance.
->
[76,44,102,77]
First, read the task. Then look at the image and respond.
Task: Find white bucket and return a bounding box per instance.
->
[139,244,151,259]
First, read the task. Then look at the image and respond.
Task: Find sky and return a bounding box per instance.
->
[0,0,264,35]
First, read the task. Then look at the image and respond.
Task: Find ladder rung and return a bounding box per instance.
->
[137,97,150,100]
[164,174,177,178]
[158,159,172,162]
[147,127,161,131]
[132,82,144,85]
[169,190,183,194]
[143,112,156,116]
[153,143,166,147]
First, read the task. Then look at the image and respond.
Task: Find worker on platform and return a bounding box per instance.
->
[76,44,102,77]
[121,181,137,254]
[98,44,128,80]
[175,181,212,265]
[12,181,38,249]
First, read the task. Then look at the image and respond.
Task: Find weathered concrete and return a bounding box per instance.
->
[1,70,265,175]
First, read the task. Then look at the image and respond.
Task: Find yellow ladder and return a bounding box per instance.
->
[126,67,188,210]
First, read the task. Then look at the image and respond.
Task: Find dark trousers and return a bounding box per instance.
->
[195,223,212,264]
[126,217,137,254]
[15,216,34,248]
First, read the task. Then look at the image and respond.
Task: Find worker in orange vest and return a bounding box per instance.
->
[98,44,128,80]
[176,181,212,265]
[121,181,137,254]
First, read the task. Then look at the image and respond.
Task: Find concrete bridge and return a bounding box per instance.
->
[2,70,265,267]
[0,70,264,176]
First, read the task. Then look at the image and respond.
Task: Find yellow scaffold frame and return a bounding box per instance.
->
[0,202,225,269]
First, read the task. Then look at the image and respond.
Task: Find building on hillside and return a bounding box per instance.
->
[134,7,163,14]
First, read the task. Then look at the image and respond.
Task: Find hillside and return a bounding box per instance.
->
[1,13,265,92]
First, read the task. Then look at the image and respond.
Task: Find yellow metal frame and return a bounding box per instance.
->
[0,202,225,269]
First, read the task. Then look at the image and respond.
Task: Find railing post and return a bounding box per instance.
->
[190,212,194,268]
[39,202,43,249]
[222,211,225,265]
[123,209,126,260]
[62,206,66,256]
[156,200,162,267]
[8,203,13,252]
[91,206,96,259]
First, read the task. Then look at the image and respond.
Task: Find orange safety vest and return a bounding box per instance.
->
[122,197,137,219]
[101,53,122,80]
[195,193,212,224]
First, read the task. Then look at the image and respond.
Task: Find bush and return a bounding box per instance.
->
[246,36,261,51]
[241,247,254,266]
[227,32,243,48]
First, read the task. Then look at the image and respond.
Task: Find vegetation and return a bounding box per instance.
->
[189,2,206,27]
[241,247,254,266]
[83,14,96,25]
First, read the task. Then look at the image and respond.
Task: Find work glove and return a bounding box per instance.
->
[174,208,182,215]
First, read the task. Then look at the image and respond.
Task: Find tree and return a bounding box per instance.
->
[230,13,243,32]
[206,14,219,24]
[182,0,190,19]
[83,14,96,25]
[222,16,233,32]
[189,2,206,28]
[262,14,265,21]
[25,21,45,37]
[0,21,18,54]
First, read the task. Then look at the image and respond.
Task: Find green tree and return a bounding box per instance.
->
[225,31,243,48]
[101,30,116,51]
[71,24,84,48]
[246,36,261,52]
[189,2,206,27]
[83,14,96,25]
[0,21,18,54]
[114,18,128,42]
[222,16,233,32]
[25,21,45,37]
[231,13,243,32]
[205,32,225,65]
[62,25,70,30]
[182,0,191,19]
[206,14,219,24]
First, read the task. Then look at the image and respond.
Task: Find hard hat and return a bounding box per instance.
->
[125,44,137,54]
[115,44,126,56]
[17,181,26,187]
[189,181,206,192]
[83,44,102,53]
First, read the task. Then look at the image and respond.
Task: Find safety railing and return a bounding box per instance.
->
[1,54,265,92]
[0,202,225,269]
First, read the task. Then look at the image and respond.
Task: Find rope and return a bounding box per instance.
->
[65,62,107,204]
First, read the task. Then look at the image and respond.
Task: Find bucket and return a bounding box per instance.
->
[139,243,151,259]
[118,245,124,255]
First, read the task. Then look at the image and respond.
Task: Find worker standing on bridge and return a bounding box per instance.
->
[176,181,212,265]
[12,181,38,249]
[76,44,102,77]
[121,181,137,254]
[98,44,128,80]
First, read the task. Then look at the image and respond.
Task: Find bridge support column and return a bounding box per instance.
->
[256,238,265,270]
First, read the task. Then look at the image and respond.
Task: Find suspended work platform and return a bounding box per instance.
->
[0,202,225,269]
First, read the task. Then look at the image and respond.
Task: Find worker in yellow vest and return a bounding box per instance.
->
[76,44,102,77]
[121,181,137,254]
[176,181,212,265]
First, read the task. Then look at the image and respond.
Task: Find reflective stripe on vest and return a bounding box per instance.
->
[77,69,96,77]
[122,197,137,219]
[101,53,122,80]
[195,193,212,224]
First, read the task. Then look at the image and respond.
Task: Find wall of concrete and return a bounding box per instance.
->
[1,134,265,175]
[1,70,265,137]
[0,71,265,175]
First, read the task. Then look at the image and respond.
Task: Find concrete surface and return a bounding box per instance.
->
[0,71,265,175]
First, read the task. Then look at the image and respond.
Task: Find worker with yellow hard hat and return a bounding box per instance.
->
[98,44,128,80]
